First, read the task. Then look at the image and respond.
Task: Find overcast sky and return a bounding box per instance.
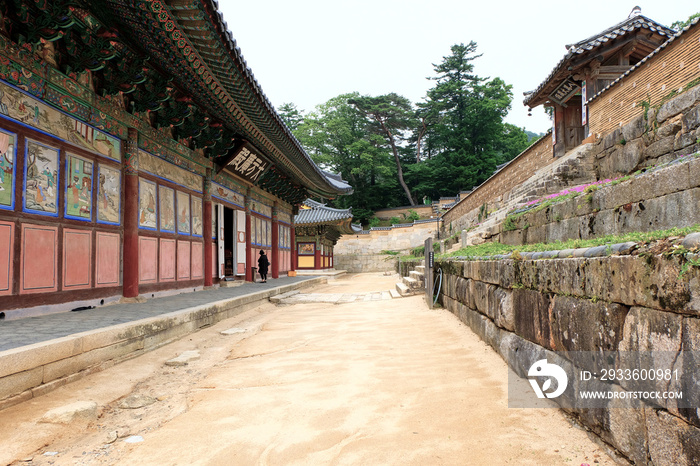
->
[218,1,697,134]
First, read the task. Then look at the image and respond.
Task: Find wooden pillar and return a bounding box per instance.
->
[314,236,321,270]
[290,226,297,272]
[244,188,253,281]
[203,168,213,287]
[123,128,139,298]
[553,104,566,157]
[271,202,279,279]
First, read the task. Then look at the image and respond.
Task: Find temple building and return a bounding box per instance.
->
[524,7,674,156]
[293,199,360,271]
[0,1,352,318]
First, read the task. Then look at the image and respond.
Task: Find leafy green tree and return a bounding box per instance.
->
[348,93,417,205]
[291,93,403,224]
[406,42,528,198]
[278,102,305,132]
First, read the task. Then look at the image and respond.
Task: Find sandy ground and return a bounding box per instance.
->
[1,273,619,465]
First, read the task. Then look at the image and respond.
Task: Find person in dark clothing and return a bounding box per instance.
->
[258,250,269,283]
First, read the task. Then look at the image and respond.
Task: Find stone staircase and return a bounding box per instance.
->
[395,264,425,297]
[445,143,599,251]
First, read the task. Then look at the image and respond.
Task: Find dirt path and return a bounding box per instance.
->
[2,273,617,465]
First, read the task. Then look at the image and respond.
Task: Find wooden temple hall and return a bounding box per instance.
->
[523,7,674,156]
[0,0,355,319]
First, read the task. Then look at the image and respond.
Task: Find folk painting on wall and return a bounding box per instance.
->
[177,191,190,235]
[138,178,157,230]
[191,197,202,236]
[298,243,314,255]
[0,128,16,210]
[159,186,175,233]
[65,154,93,220]
[97,164,120,225]
[24,139,59,216]
[255,216,262,246]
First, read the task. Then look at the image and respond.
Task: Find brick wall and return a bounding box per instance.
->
[589,21,700,137]
[442,133,554,227]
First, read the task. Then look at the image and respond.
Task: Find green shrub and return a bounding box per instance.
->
[404,209,420,223]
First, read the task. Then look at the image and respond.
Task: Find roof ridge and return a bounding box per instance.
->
[567,14,672,50]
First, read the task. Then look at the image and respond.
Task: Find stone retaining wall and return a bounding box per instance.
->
[0,278,325,411]
[436,255,700,465]
[501,153,700,245]
[334,221,439,255]
[333,254,398,273]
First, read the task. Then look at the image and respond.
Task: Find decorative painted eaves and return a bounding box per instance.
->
[94,0,350,199]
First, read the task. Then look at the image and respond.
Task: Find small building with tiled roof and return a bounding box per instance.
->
[524,7,674,156]
[293,199,360,270]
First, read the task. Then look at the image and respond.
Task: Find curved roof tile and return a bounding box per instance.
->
[524,14,674,107]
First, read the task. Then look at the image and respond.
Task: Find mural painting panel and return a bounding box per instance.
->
[0,81,121,161]
[255,217,262,246]
[177,191,190,235]
[191,197,202,236]
[139,150,202,192]
[97,164,120,225]
[138,178,157,230]
[0,221,13,295]
[63,228,92,289]
[211,182,244,207]
[159,186,175,233]
[96,231,120,287]
[65,154,93,221]
[0,128,16,210]
[298,243,315,255]
[20,223,57,293]
[24,139,59,216]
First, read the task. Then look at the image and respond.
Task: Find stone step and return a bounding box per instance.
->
[269,290,300,303]
[219,279,244,288]
[409,270,424,281]
[389,289,401,299]
[403,276,422,290]
[395,282,414,297]
[415,265,425,273]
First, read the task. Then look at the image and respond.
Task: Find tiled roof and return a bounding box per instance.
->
[98,0,351,199]
[588,17,700,104]
[524,14,674,107]
[294,199,354,225]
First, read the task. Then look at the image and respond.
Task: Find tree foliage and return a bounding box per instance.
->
[671,12,700,31]
[283,42,530,224]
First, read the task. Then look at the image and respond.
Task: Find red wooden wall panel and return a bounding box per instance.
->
[0,221,14,295]
[63,228,92,289]
[20,224,58,294]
